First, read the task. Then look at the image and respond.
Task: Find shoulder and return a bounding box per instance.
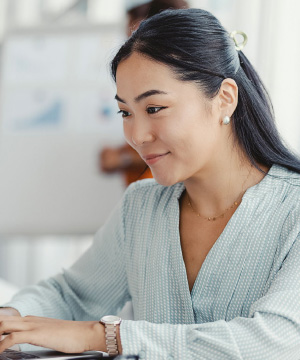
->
[266,165,300,238]
[270,165,300,201]
[256,165,300,219]
[122,178,184,212]
[238,164,300,240]
[249,164,300,204]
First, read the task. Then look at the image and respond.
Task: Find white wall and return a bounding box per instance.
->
[257,0,300,154]
[0,236,93,288]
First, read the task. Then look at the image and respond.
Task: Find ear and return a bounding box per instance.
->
[217,78,238,117]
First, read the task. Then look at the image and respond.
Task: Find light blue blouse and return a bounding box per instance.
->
[4,164,300,359]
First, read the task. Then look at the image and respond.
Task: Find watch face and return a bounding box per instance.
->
[101,315,122,325]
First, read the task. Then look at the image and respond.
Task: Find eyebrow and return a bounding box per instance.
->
[115,90,168,104]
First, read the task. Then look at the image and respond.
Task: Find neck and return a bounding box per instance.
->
[183,158,268,219]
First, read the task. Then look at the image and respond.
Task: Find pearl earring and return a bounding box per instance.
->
[222,115,230,125]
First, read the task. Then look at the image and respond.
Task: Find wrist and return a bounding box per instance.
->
[91,322,106,352]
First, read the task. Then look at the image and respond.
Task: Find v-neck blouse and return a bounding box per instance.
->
[5,164,300,359]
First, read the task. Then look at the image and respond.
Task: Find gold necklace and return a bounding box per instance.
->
[186,166,252,222]
[187,193,239,221]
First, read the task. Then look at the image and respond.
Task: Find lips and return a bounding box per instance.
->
[143,152,170,165]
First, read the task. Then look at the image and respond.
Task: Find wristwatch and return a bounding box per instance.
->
[100,315,122,355]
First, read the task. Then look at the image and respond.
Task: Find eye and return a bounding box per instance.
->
[146,106,167,114]
[117,110,131,118]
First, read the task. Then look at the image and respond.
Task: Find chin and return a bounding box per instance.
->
[152,171,181,187]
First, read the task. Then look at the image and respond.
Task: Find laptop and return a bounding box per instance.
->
[0,349,139,360]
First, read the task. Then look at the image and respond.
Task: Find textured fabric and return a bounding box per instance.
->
[4,164,300,359]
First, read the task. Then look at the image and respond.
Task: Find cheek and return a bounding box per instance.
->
[169,120,218,159]
[161,119,200,149]
[164,106,208,144]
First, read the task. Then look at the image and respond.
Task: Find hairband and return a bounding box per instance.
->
[230,30,248,51]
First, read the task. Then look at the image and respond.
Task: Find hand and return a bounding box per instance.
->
[0,309,21,350]
[0,315,106,354]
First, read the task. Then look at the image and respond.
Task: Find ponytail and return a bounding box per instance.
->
[232,51,300,174]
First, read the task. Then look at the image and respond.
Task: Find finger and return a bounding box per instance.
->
[0,315,56,323]
[0,329,74,354]
[0,331,34,352]
[0,316,23,322]
[0,320,32,335]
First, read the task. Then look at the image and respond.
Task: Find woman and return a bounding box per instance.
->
[1,8,300,359]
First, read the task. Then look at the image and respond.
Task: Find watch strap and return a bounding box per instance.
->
[104,322,119,355]
[100,316,122,356]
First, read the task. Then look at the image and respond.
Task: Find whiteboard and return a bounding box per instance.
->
[0,26,127,235]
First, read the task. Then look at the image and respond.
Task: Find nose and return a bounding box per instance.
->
[130,119,155,147]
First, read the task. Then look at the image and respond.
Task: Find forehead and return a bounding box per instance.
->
[116,52,184,93]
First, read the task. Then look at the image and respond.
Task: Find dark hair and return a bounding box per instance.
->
[111,8,300,175]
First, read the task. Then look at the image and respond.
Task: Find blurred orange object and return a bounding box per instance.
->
[100,144,152,186]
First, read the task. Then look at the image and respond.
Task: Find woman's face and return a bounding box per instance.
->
[115,52,229,186]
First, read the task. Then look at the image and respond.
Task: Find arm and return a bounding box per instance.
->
[120,234,300,360]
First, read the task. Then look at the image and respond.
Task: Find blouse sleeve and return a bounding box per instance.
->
[3,197,130,322]
[120,233,300,360]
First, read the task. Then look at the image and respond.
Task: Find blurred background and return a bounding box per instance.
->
[0,0,299,302]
